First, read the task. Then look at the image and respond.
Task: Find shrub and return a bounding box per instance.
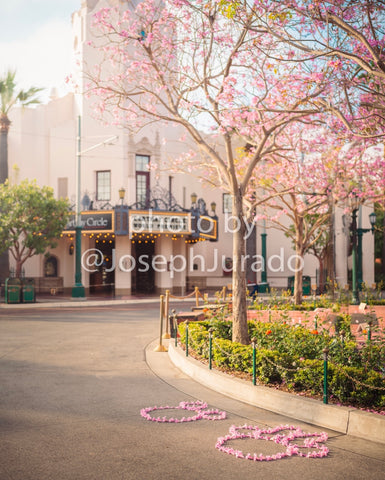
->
[176,320,385,410]
[292,359,324,395]
[248,321,330,360]
[330,365,385,408]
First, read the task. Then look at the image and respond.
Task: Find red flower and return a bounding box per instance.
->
[311,329,319,335]
[265,329,272,335]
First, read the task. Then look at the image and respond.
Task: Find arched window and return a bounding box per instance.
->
[44,256,58,277]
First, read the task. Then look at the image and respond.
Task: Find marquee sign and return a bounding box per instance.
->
[62,208,217,240]
[190,214,218,241]
[63,211,114,233]
[129,210,191,235]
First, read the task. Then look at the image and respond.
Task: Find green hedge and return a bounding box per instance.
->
[177,321,385,409]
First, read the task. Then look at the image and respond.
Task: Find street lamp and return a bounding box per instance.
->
[259,219,269,293]
[350,207,376,305]
[71,115,118,298]
[119,187,126,205]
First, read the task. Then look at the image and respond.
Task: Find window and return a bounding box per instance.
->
[44,256,58,277]
[136,154,150,172]
[136,155,150,207]
[223,193,232,213]
[96,171,111,201]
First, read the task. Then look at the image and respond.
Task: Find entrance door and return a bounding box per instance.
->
[89,239,115,294]
[132,241,155,294]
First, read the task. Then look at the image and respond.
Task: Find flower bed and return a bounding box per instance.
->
[247,306,385,344]
[246,308,333,328]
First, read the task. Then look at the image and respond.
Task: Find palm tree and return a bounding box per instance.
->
[0,70,42,283]
[0,70,43,182]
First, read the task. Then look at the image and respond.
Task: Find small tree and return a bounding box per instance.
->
[305,214,333,295]
[286,211,333,296]
[0,70,43,283]
[0,180,70,278]
[249,127,384,303]
[254,176,331,304]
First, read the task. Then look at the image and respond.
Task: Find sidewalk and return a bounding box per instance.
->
[0,293,179,309]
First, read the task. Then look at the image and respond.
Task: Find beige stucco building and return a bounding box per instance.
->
[5,0,375,297]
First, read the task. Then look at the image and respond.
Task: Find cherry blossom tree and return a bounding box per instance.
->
[84,0,330,344]
[248,128,332,303]
[237,0,385,137]
[249,127,385,303]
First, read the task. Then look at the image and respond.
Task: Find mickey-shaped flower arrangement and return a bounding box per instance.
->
[215,424,329,461]
[140,400,227,423]
[141,401,329,461]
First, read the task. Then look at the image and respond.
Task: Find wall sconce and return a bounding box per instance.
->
[119,187,126,205]
[191,192,198,205]
[69,244,74,255]
[210,202,216,215]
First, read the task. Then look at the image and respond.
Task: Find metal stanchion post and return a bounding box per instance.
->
[209,328,213,370]
[163,290,171,339]
[172,309,178,347]
[154,295,168,352]
[195,286,199,307]
[185,320,189,357]
[252,338,257,386]
[323,347,329,404]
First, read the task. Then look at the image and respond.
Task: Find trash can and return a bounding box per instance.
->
[302,276,311,296]
[22,278,36,303]
[287,276,293,294]
[257,282,270,294]
[5,278,22,304]
[288,276,311,295]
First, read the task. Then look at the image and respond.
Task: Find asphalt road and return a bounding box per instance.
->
[0,303,384,480]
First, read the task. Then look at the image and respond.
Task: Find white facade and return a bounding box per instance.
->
[6,0,375,296]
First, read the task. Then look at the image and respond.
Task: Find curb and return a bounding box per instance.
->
[168,341,385,445]
[0,299,159,309]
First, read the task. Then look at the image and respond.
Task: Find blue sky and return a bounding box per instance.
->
[0,0,80,102]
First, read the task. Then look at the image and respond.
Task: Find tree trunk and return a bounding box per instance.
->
[231,190,250,345]
[293,218,304,304]
[293,260,304,304]
[382,214,385,282]
[15,259,23,279]
[326,206,335,299]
